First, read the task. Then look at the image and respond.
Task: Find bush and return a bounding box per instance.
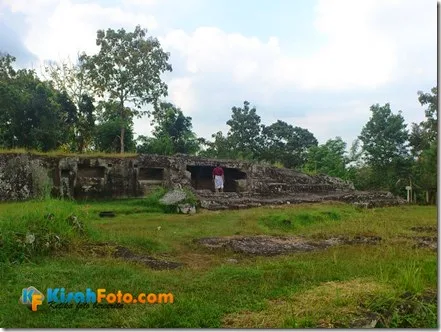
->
[0,199,89,264]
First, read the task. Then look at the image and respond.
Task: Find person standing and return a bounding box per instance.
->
[212,163,224,193]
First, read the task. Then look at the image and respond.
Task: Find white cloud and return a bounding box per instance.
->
[157,0,435,142]
[167,77,196,113]
[161,0,433,93]
[1,0,435,143]
[2,0,158,62]
[287,102,371,144]
[1,0,58,13]
[123,0,158,6]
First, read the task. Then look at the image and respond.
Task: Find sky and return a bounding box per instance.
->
[0,0,437,147]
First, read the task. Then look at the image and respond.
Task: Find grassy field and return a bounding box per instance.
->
[0,196,437,328]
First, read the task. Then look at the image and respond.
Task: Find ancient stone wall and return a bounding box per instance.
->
[0,153,404,208]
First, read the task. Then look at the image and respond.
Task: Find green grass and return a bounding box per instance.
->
[259,208,342,231]
[0,199,89,264]
[0,199,437,328]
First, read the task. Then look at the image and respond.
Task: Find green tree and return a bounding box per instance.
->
[136,135,174,155]
[409,87,437,202]
[44,57,96,152]
[359,103,410,192]
[93,100,135,153]
[409,87,437,156]
[199,131,236,159]
[0,54,73,151]
[0,54,23,146]
[76,94,96,152]
[80,25,172,153]
[304,137,347,178]
[226,101,263,159]
[94,120,135,153]
[417,87,437,141]
[137,102,200,155]
[261,120,318,169]
[359,103,409,168]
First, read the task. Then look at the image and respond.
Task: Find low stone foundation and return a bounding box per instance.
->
[0,152,406,209]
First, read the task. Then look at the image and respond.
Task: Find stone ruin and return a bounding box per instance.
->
[0,152,406,209]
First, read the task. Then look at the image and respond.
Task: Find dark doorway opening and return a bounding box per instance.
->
[77,165,105,178]
[138,167,164,181]
[186,165,247,192]
[138,167,164,196]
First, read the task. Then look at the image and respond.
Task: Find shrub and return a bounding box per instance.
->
[0,199,89,264]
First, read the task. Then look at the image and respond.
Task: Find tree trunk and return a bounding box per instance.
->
[120,97,125,154]
[78,139,84,154]
[120,126,125,154]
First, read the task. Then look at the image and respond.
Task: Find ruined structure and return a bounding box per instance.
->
[0,153,405,208]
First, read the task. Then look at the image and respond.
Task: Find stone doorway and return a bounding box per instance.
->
[186,165,247,192]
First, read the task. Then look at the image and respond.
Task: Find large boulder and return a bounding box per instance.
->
[177,203,196,214]
[159,189,198,214]
[159,189,188,205]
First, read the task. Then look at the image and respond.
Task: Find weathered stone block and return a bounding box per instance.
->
[235,179,247,192]
[177,204,196,214]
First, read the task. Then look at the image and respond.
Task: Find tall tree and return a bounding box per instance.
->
[93,100,135,153]
[44,56,90,107]
[94,120,136,153]
[76,94,96,152]
[226,101,263,159]
[44,57,96,152]
[304,137,347,178]
[409,87,438,156]
[80,25,172,153]
[137,102,200,155]
[409,87,437,202]
[261,120,318,168]
[0,54,73,151]
[359,103,410,191]
[199,131,236,159]
[359,103,409,168]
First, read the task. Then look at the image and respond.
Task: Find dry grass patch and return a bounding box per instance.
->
[222,278,391,328]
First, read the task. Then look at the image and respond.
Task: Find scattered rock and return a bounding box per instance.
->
[226,258,238,264]
[349,312,380,328]
[79,243,183,270]
[345,235,382,245]
[25,233,35,244]
[113,246,182,270]
[413,236,437,251]
[353,202,370,209]
[410,226,437,233]
[99,211,116,217]
[159,189,188,205]
[196,235,382,256]
[177,203,196,214]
